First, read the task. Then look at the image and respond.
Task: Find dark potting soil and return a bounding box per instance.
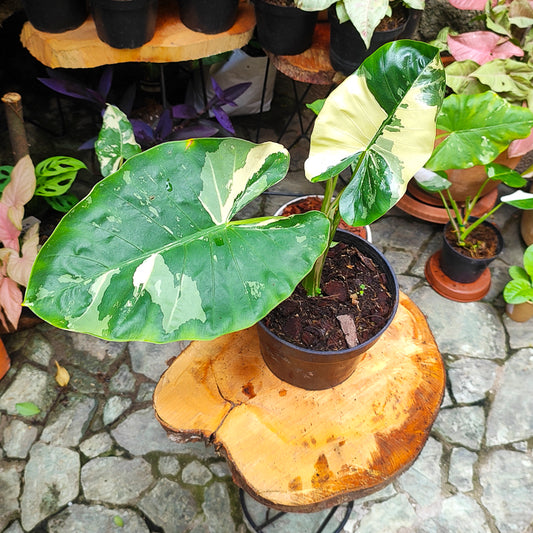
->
[376,4,408,31]
[263,241,394,351]
[445,223,500,259]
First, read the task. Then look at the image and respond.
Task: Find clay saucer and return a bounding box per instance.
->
[424,251,491,302]
[397,183,499,224]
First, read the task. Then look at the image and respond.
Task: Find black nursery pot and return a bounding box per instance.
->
[440,220,504,284]
[23,0,88,33]
[329,7,411,75]
[92,0,158,49]
[253,0,318,55]
[178,0,239,34]
[257,230,399,390]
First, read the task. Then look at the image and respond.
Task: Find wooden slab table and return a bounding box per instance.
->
[20,0,256,69]
[154,292,445,513]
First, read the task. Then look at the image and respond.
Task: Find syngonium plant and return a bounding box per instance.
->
[24,40,445,344]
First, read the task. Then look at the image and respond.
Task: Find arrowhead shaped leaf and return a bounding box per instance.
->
[25,139,330,342]
[426,92,533,170]
[305,40,446,226]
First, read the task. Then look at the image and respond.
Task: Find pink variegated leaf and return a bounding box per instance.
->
[448,0,488,9]
[0,275,23,331]
[7,221,40,286]
[509,130,533,157]
[0,155,36,231]
[0,203,20,250]
[448,31,524,64]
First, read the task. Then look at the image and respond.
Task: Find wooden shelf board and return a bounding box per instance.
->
[20,0,256,69]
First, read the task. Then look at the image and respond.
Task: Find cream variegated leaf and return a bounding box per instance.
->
[306,40,446,226]
[25,138,330,342]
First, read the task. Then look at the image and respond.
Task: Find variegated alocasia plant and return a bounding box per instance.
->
[24,40,445,343]
[296,0,424,48]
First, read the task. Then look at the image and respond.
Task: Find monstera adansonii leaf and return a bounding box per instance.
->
[24,139,330,343]
[305,40,446,227]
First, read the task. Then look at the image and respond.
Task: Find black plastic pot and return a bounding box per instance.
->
[253,0,318,56]
[329,6,411,75]
[257,230,399,390]
[178,0,239,34]
[440,220,504,284]
[23,0,88,33]
[92,0,158,49]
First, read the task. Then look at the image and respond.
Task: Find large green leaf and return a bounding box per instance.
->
[25,139,330,342]
[426,92,533,171]
[305,40,446,226]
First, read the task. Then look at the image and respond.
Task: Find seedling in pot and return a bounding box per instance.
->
[416,163,533,248]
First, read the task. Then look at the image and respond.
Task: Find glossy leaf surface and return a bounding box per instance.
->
[426,92,533,170]
[25,139,330,342]
[305,40,445,226]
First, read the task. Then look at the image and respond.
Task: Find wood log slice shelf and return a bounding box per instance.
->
[20,0,256,69]
[154,292,445,513]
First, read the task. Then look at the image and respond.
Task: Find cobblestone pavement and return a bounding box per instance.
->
[1,55,532,532]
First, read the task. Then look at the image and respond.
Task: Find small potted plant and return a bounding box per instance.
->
[401,91,533,223]
[22,0,88,33]
[177,0,240,35]
[503,244,533,322]
[91,0,159,49]
[296,0,424,73]
[416,161,533,300]
[24,40,446,390]
[253,0,320,55]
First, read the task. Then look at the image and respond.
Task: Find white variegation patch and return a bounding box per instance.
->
[67,268,118,335]
[199,141,285,224]
[133,253,206,333]
[305,75,386,179]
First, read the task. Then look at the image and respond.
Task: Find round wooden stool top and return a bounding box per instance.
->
[154,292,445,512]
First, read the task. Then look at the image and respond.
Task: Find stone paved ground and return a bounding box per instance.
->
[1,40,533,532]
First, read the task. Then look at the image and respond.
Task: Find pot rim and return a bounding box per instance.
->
[258,229,399,358]
[273,195,373,243]
[444,218,504,262]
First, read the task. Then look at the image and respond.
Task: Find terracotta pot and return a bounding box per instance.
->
[252,0,318,55]
[431,133,521,203]
[274,195,372,242]
[521,182,533,246]
[178,0,239,34]
[440,220,503,284]
[0,338,10,381]
[505,301,533,322]
[257,230,399,390]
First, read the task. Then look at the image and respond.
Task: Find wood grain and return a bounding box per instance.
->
[20,0,255,69]
[154,292,445,512]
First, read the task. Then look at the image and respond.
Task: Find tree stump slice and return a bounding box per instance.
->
[154,292,445,512]
[20,0,255,69]
[266,22,345,85]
